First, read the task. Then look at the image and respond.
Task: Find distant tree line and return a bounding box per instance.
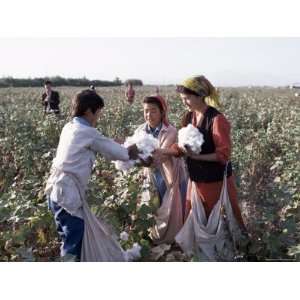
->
[0,76,140,88]
[124,79,143,86]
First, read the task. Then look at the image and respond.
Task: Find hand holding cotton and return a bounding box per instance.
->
[114,130,159,171]
[178,124,204,154]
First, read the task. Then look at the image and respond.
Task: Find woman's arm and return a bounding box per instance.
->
[153,146,180,157]
[152,127,178,162]
[184,149,219,161]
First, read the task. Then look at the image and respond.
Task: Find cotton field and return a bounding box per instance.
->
[0,86,299,261]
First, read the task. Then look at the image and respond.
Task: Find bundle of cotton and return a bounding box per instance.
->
[114,130,159,171]
[126,130,159,160]
[178,124,204,154]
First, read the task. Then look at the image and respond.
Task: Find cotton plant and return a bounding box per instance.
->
[120,230,142,261]
[114,130,159,171]
[119,231,140,261]
[178,124,204,154]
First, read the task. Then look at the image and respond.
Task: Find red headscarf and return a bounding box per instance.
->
[150,95,169,126]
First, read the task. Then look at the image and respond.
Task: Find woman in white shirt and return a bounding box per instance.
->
[45,89,138,261]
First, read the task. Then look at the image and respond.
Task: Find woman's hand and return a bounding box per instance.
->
[181,145,219,162]
[139,156,153,167]
[181,145,201,160]
[152,148,169,164]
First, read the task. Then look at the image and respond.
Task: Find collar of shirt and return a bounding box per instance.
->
[146,122,162,138]
[73,116,92,127]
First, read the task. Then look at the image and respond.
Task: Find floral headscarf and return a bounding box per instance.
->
[178,75,222,110]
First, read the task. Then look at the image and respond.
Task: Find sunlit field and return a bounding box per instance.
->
[0,86,299,261]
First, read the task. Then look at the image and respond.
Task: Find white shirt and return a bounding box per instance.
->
[45,117,129,217]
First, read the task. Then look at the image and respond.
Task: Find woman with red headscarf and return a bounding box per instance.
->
[125,82,135,104]
[135,95,187,245]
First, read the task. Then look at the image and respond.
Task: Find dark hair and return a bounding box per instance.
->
[71,89,104,117]
[176,85,207,97]
[181,111,193,127]
[44,80,52,85]
[143,96,163,112]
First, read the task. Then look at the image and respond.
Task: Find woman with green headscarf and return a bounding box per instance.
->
[155,75,247,260]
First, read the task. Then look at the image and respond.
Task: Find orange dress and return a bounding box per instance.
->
[172,113,245,229]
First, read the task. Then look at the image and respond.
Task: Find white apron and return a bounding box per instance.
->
[175,164,243,261]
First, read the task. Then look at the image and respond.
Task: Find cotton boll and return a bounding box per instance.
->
[114,130,159,171]
[125,130,159,156]
[124,242,142,261]
[178,124,204,154]
[114,160,135,171]
[120,231,129,241]
[131,130,159,158]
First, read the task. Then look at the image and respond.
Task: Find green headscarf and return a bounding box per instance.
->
[180,75,222,110]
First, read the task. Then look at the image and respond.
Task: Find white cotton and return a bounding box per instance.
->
[124,243,142,261]
[120,231,129,241]
[114,160,135,171]
[125,130,159,158]
[114,130,159,171]
[178,124,204,154]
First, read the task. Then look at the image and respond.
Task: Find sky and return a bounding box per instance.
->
[1,38,300,86]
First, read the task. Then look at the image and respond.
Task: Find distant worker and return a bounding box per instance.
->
[125,82,135,104]
[155,86,160,95]
[42,80,60,114]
